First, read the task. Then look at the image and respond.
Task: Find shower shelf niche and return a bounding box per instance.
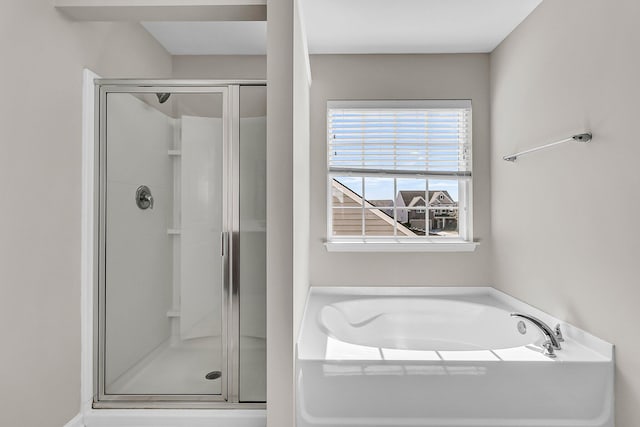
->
[168,149,181,156]
[166,228,181,235]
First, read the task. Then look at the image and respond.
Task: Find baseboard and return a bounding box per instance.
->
[65,407,266,427]
[63,413,84,427]
[83,409,266,427]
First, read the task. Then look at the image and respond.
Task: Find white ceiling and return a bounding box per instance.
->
[141,21,267,55]
[141,0,542,56]
[300,0,543,54]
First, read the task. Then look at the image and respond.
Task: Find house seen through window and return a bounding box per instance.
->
[327,100,472,244]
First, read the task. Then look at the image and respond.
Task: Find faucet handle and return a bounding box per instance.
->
[542,341,557,358]
[135,185,154,210]
[554,324,564,342]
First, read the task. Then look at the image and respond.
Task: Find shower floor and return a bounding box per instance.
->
[107,335,266,397]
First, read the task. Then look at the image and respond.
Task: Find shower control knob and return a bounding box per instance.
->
[136,185,154,210]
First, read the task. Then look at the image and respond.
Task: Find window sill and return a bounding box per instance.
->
[324,240,479,253]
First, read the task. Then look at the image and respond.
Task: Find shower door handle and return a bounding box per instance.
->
[221,231,227,256]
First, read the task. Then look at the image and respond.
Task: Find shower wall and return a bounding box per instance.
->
[105,94,174,385]
[180,115,223,340]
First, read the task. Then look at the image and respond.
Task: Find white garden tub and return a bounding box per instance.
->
[296,287,614,427]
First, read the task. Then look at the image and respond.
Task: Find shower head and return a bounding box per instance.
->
[156,93,171,104]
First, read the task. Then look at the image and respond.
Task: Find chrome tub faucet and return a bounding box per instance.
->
[511,313,564,358]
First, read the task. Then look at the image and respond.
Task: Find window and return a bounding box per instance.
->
[326,100,474,251]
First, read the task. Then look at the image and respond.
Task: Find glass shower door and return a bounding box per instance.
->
[99,88,228,400]
[238,85,267,402]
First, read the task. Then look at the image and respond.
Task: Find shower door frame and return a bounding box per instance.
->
[93,80,266,409]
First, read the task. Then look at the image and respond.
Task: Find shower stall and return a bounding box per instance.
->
[94,80,266,407]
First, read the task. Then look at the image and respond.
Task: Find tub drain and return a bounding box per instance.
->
[205,371,222,380]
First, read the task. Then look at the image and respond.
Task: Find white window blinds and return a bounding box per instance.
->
[328,100,472,178]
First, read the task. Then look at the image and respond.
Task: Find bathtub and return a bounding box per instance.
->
[296,287,614,427]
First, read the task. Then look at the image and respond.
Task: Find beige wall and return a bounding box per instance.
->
[490,0,640,425]
[308,54,492,286]
[172,55,266,79]
[266,0,295,425]
[0,1,172,426]
[293,0,311,340]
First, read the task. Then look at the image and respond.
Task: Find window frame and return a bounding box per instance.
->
[325,100,477,252]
